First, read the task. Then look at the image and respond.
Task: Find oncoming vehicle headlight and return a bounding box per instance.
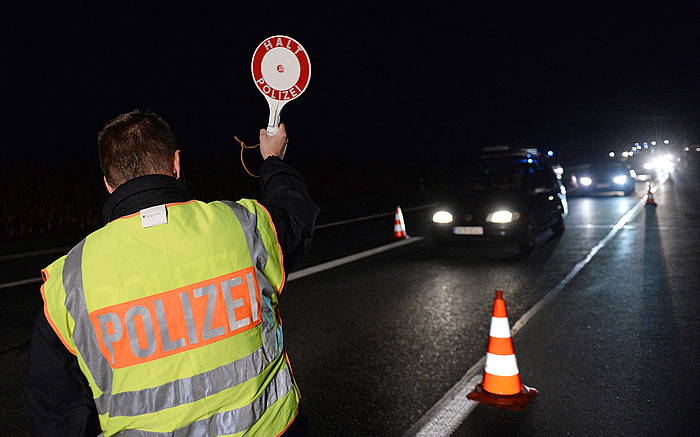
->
[432,211,453,224]
[579,177,593,186]
[486,210,520,223]
[613,175,628,184]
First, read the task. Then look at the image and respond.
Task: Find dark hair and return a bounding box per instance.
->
[98,110,178,188]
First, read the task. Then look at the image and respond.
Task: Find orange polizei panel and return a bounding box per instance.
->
[89,267,262,368]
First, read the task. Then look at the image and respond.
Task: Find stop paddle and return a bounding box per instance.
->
[251,35,311,135]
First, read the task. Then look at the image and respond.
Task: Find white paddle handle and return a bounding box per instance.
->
[266,99,283,136]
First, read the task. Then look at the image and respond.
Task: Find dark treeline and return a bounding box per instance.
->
[1,160,104,241]
[0,153,429,243]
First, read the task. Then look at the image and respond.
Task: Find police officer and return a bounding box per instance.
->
[26,110,318,436]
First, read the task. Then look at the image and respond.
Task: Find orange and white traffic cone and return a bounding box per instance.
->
[467,290,538,411]
[393,206,409,240]
[645,184,657,207]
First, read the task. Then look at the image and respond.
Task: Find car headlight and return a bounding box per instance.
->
[613,175,628,184]
[579,177,593,186]
[432,211,453,224]
[486,210,520,223]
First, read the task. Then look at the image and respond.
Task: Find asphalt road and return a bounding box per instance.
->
[1,168,698,436]
[452,167,700,436]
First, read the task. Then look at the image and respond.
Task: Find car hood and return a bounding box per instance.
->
[435,191,528,217]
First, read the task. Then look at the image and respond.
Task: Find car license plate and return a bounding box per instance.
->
[596,183,611,189]
[453,226,484,235]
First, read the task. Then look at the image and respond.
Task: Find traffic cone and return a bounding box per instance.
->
[645,184,657,207]
[393,206,409,240]
[467,290,538,411]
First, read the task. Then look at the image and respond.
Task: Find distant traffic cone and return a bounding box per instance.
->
[467,290,538,411]
[645,184,657,207]
[393,206,409,240]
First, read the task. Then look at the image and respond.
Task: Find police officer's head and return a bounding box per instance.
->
[98,109,181,193]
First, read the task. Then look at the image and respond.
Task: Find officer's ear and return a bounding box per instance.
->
[104,176,115,194]
[172,150,182,180]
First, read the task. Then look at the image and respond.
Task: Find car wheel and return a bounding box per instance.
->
[552,214,565,236]
[518,221,536,254]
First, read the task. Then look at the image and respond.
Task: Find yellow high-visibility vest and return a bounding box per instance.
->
[40,199,299,436]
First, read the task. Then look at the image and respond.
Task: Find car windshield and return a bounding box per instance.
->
[462,166,526,192]
[585,163,626,176]
[591,163,624,171]
[568,162,626,176]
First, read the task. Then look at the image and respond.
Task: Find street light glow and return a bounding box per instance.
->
[664,139,670,145]
[651,141,657,146]
[609,152,615,158]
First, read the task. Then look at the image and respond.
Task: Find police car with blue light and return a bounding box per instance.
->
[430,146,567,254]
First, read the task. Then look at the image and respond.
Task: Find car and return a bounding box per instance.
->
[430,147,568,254]
[625,155,653,182]
[564,161,636,196]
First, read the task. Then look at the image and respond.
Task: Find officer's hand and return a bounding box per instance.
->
[259,123,288,160]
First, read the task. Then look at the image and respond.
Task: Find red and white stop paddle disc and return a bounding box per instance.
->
[251,35,311,135]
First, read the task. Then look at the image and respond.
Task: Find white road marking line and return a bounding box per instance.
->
[0,247,71,262]
[403,195,648,437]
[288,237,424,281]
[0,277,43,290]
[0,237,425,290]
[0,205,434,261]
[315,204,435,229]
[568,224,636,229]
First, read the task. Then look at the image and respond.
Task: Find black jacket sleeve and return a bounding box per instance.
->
[258,156,319,273]
[25,311,100,437]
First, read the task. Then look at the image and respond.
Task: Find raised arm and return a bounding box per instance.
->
[257,124,319,272]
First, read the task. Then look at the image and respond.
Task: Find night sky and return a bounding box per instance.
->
[5,4,700,170]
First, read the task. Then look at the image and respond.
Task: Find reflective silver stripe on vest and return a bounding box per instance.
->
[119,365,293,436]
[221,201,282,361]
[94,344,268,417]
[63,239,114,399]
[219,201,268,273]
